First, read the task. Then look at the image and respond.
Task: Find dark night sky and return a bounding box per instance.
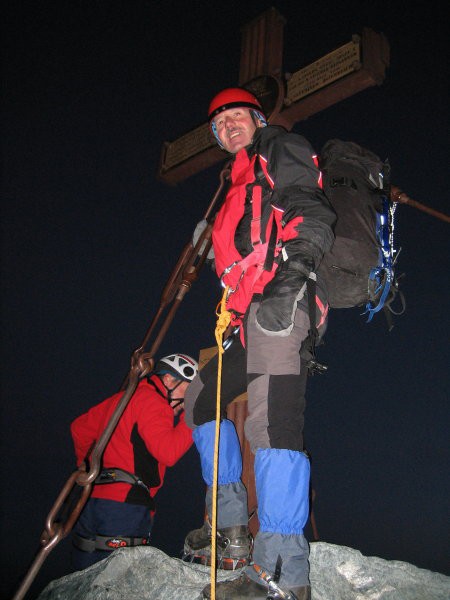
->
[2,2,449,598]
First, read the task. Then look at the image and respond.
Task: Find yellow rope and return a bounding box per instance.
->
[209,286,232,600]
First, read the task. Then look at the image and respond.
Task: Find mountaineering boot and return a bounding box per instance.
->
[183,419,251,568]
[201,572,311,599]
[184,520,252,569]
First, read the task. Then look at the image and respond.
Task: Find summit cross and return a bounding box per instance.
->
[158,7,389,185]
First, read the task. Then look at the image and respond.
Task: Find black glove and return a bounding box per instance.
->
[255,259,309,336]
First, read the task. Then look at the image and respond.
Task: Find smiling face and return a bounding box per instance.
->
[211,107,258,154]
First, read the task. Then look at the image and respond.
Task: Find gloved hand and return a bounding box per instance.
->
[255,260,309,336]
[192,219,215,261]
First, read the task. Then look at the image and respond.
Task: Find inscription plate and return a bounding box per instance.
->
[286,38,361,104]
[161,123,214,172]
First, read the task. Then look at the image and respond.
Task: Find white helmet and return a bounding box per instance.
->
[155,354,198,382]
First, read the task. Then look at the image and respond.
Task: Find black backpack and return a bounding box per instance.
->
[317,138,404,325]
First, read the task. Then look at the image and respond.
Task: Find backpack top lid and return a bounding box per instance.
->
[320,138,387,193]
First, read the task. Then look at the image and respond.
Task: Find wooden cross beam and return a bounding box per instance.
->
[238,7,285,84]
[158,7,389,185]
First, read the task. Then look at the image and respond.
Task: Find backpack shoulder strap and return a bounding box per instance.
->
[252,154,279,272]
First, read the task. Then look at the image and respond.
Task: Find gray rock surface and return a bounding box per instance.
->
[37,542,450,600]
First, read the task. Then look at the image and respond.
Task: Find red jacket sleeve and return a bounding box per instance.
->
[134,395,193,467]
[70,380,193,476]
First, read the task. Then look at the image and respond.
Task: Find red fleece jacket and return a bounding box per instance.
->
[71,375,193,509]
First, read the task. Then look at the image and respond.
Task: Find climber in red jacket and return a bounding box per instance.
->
[70,353,198,570]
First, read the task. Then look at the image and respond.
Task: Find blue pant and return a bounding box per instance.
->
[72,498,152,571]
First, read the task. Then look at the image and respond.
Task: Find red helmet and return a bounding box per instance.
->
[208,87,265,122]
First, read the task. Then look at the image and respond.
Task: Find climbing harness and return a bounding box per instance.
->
[72,532,150,552]
[95,467,151,493]
[218,154,282,319]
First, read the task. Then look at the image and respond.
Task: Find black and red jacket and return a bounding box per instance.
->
[71,375,193,512]
[213,125,336,326]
